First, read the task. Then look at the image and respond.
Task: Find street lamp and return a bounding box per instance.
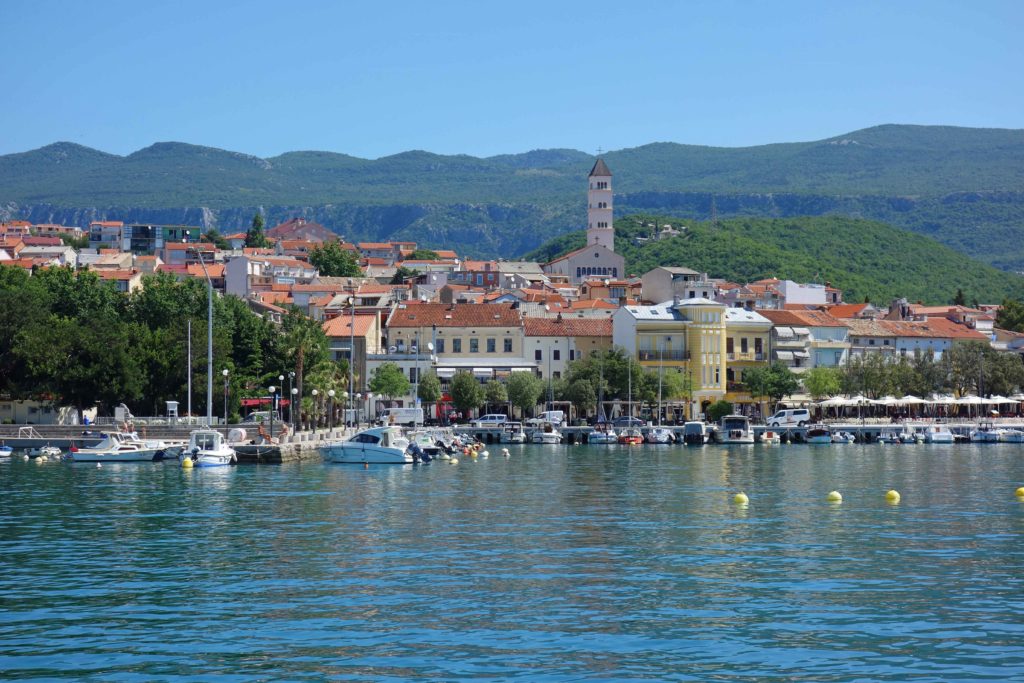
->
[341,391,349,430]
[366,392,373,426]
[311,389,319,433]
[279,374,286,424]
[222,368,229,424]
[268,385,276,441]
[291,387,298,431]
[328,389,336,430]
[348,296,356,428]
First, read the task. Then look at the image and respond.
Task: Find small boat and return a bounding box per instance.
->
[500,422,528,444]
[589,422,618,444]
[322,426,414,464]
[806,424,832,444]
[877,432,901,444]
[831,431,856,444]
[182,429,237,467]
[923,425,954,443]
[898,431,918,444]
[531,422,563,444]
[1000,429,1024,443]
[0,444,14,458]
[617,427,644,445]
[28,445,62,459]
[69,432,160,462]
[971,423,1003,443]
[645,427,674,444]
[761,429,781,444]
[716,415,754,444]
[682,421,707,446]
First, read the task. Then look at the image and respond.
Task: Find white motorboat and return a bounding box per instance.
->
[408,427,456,458]
[971,423,1003,443]
[0,444,13,458]
[182,430,237,467]
[923,425,954,443]
[531,422,563,444]
[645,427,674,444]
[1000,429,1024,443]
[716,415,754,444]
[589,423,618,444]
[682,421,707,446]
[761,429,782,444]
[831,431,856,444]
[806,424,832,444]
[69,432,160,462]
[500,422,528,444]
[898,431,918,444]
[322,426,414,464]
[877,432,901,444]
[27,445,62,458]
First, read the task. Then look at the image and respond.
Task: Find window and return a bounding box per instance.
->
[504,338,512,353]
[726,338,734,354]
[740,337,748,353]
[453,338,462,353]
[470,338,479,353]
[553,371,561,379]
[476,274,483,285]
[486,338,495,353]
[435,339,445,353]
[553,349,561,361]
[869,339,875,345]
[409,367,418,383]
[535,349,542,361]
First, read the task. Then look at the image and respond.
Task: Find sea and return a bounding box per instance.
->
[2,443,1023,681]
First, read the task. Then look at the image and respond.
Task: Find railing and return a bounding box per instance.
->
[726,351,765,361]
[637,349,689,361]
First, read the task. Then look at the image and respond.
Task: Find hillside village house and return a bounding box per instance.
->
[613,297,728,420]
[846,318,987,359]
[225,255,318,297]
[641,267,717,303]
[723,308,773,415]
[323,312,383,391]
[524,316,613,380]
[760,309,850,372]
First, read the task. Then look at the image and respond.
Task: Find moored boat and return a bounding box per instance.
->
[500,422,528,444]
[321,426,414,464]
[645,426,674,444]
[682,421,707,445]
[923,425,954,443]
[0,444,13,458]
[182,429,237,467]
[806,424,832,444]
[831,431,856,444]
[69,432,160,462]
[617,427,644,445]
[531,422,563,444]
[971,423,1003,443]
[761,429,782,444]
[999,429,1024,442]
[716,415,754,444]
[27,445,62,459]
[589,422,618,444]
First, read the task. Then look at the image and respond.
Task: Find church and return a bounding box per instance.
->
[542,158,626,285]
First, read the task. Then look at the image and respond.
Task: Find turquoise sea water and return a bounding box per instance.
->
[2,443,1024,681]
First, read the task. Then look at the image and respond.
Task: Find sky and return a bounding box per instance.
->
[2,0,1022,159]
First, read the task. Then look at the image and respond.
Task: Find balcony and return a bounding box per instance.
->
[637,349,689,361]
[726,351,765,361]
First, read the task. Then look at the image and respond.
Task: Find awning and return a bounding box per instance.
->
[793,351,810,359]
[511,367,534,372]
[792,327,811,336]
[473,367,493,377]
[775,350,794,361]
[774,326,794,338]
[435,368,456,379]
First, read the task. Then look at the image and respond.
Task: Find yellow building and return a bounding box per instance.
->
[612,297,727,419]
[724,308,773,416]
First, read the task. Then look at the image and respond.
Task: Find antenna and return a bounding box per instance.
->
[596,146,604,156]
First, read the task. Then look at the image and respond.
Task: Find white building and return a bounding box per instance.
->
[641,266,716,303]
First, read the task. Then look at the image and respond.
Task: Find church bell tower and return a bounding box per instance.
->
[586,158,614,251]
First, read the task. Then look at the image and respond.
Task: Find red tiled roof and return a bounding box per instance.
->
[358,242,392,250]
[186,263,224,278]
[323,314,377,338]
[758,309,847,327]
[387,302,521,328]
[828,303,870,318]
[568,299,619,310]
[95,269,139,281]
[846,318,987,341]
[524,317,612,337]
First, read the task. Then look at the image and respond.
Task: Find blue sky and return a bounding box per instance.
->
[2,0,1022,158]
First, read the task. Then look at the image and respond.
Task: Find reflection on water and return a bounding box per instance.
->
[2,444,1024,680]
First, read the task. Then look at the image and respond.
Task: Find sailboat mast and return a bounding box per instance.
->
[187,319,192,420]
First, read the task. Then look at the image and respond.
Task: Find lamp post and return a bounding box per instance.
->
[291,387,298,431]
[279,374,286,425]
[366,392,373,426]
[341,391,348,431]
[222,368,229,424]
[311,389,319,433]
[328,389,336,430]
[348,296,356,427]
[268,385,276,440]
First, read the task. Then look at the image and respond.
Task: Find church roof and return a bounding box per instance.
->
[589,158,612,177]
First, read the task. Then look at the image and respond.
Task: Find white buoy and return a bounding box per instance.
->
[826,490,843,503]
[450,457,459,465]
[502,448,510,458]
[96,463,102,468]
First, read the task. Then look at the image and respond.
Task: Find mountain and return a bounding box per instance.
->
[2,125,1024,266]
[525,215,1024,306]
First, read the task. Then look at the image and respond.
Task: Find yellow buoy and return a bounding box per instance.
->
[885,489,900,504]
[733,492,749,505]
[181,458,193,469]
[1016,486,1024,498]
[826,490,843,503]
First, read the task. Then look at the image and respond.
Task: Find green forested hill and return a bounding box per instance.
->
[2,124,1024,267]
[525,215,1024,305]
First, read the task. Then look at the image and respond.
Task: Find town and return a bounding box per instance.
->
[1,159,1021,434]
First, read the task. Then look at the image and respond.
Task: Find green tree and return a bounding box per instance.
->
[953,288,966,306]
[280,308,330,408]
[507,370,543,418]
[59,233,90,250]
[564,378,596,421]
[417,370,442,416]
[450,371,484,416]
[706,400,733,422]
[201,229,230,250]
[484,379,507,411]
[245,213,269,248]
[308,241,362,277]
[996,298,1024,332]
[390,266,420,284]
[803,367,842,400]
[745,362,800,409]
[369,362,411,403]
[406,249,441,260]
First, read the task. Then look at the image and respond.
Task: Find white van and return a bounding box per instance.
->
[766,408,810,427]
[378,407,424,427]
[472,414,508,428]
[528,410,565,427]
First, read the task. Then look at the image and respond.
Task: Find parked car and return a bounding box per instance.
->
[471,414,509,428]
[378,407,424,427]
[526,410,565,427]
[612,416,644,429]
[766,408,810,427]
